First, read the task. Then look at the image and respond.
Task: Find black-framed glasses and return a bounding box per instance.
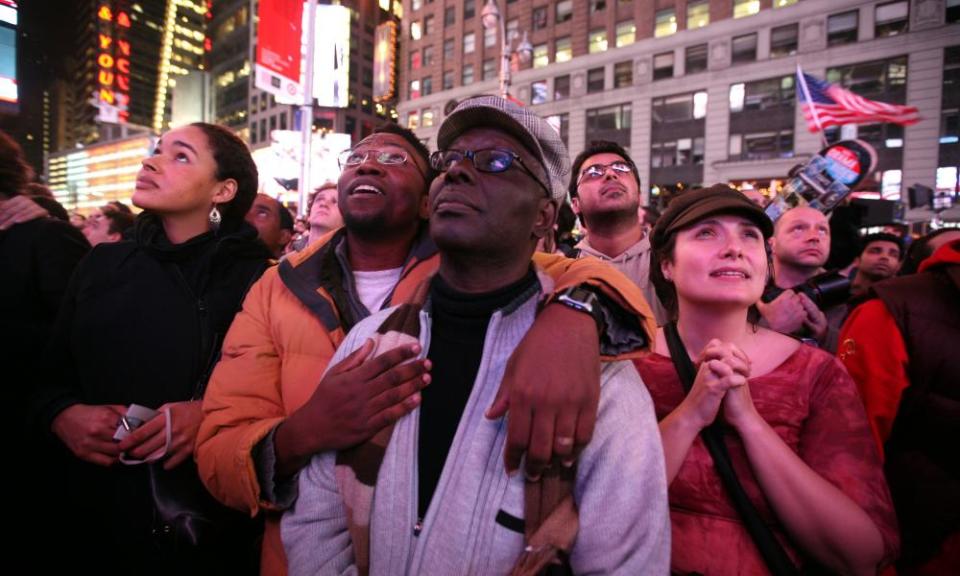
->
[429,148,551,198]
[338,148,426,178]
[577,161,633,184]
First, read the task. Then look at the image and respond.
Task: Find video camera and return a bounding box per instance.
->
[761,270,850,310]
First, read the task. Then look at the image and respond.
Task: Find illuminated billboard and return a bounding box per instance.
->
[274,3,350,107]
[254,0,304,100]
[47,134,153,211]
[0,0,17,109]
[373,21,397,102]
[251,130,350,203]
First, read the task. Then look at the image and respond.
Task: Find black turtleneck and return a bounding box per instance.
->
[418,268,539,519]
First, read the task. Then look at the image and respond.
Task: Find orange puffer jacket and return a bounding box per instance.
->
[196,226,655,576]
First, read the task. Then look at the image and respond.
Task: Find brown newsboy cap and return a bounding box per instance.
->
[651,184,774,250]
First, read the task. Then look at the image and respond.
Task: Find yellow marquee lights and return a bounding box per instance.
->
[372,21,398,103]
[153,0,179,132]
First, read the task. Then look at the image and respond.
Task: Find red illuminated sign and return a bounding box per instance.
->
[96,2,131,123]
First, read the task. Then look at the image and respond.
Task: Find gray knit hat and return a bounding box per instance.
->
[437,95,570,203]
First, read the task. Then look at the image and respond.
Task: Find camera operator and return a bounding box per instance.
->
[758,206,848,352]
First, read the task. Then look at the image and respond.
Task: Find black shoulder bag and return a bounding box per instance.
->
[664,322,798,576]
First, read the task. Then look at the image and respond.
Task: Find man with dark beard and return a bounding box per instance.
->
[570,141,667,324]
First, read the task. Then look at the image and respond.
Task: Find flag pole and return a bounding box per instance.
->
[797,64,829,148]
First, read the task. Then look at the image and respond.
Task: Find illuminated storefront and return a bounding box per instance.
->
[47,134,154,212]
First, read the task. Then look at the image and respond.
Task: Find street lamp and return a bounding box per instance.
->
[481,0,532,98]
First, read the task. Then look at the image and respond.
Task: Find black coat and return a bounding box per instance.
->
[35,214,271,574]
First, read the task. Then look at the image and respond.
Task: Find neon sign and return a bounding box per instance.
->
[96,2,131,123]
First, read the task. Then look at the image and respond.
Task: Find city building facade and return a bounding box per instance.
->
[399,0,959,220]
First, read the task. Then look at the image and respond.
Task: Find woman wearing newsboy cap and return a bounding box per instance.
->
[634,185,898,575]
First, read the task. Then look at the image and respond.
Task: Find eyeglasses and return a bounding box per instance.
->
[577,161,634,184]
[429,148,551,198]
[338,148,427,178]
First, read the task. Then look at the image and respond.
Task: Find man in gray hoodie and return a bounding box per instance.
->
[282,96,670,575]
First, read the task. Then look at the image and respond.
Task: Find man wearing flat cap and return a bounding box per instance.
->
[282,96,670,575]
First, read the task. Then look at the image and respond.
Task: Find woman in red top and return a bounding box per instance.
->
[634,185,898,575]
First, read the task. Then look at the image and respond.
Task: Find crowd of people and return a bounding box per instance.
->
[1,95,957,575]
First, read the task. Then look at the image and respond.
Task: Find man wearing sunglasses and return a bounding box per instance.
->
[283,95,668,575]
[570,141,668,325]
[197,120,657,573]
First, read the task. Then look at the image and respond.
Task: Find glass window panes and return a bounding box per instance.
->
[532,80,548,104]
[410,21,422,40]
[422,76,432,96]
[876,1,909,37]
[590,0,607,13]
[616,22,636,47]
[484,26,496,48]
[556,0,573,24]
[827,11,858,46]
[483,59,497,80]
[423,15,433,35]
[462,64,474,85]
[770,24,798,58]
[422,109,434,127]
[589,29,608,54]
[443,38,454,61]
[586,103,632,148]
[614,61,633,88]
[687,1,709,29]
[555,36,572,63]
[463,33,475,54]
[407,112,419,129]
[409,79,420,99]
[443,70,454,89]
[533,43,549,68]
[729,75,795,112]
[774,0,798,7]
[464,0,475,19]
[653,52,674,80]
[655,9,677,38]
[444,6,455,26]
[554,75,570,100]
[731,33,757,65]
[587,67,605,93]
[653,92,708,123]
[729,130,794,160]
[686,44,708,75]
[423,45,434,66]
[734,0,760,19]
[533,7,548,30]
[546,113,569,146]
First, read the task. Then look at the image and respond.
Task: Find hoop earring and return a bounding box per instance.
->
[209,204,222,232]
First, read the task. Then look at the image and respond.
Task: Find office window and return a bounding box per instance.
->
[409,50,421,72]
[556,0,573,24]
[731,33,757,65]
[464,0,475,19]
[532,80,548,104]
[586,103,632,148]
[424,15,434,35]
[770,24,798,58]
[590,0,607,13]
[443,38,454,61]
[533,6,548,30]
[948,0,960,23]
[410,21,422,40]
[546,113,569,146]
[826,57,908,96]
[587,67,605,93]
[423,45,434,66]
[280,113,287,130]
[774,0,798,7]
[729,130,794,160]
[412,0,422,10]
[444,6,455,26]
[653,92,708,123]
[827,11,858,46]
[651,137,705,167]
[554,75,570,100]
[653,52,674,80]
[687,1,709,29]
[249,123,257,144]
[409,79,420,99]
[442,70,454,90]
[616,21,635,47]
[655,9,677,38]
[507,19,519,39]
[422,76,432,96]
[483,59,497,80]
[555,37,572,63]
[734,0,760,19]
[876,1,909,38]
[484,25,496,48]
[462,64,474,85]
[614,61,633,88]
[463,33,475,54]
[422,109,434,128]
[533,43,549,68]
[407,112,419,129]
[686,44,708,75]
[589,29,608,54]
[729,76,795,112]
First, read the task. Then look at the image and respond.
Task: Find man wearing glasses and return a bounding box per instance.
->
[570,141,668,324]
[282,95,669,575]
[197,122,656,573]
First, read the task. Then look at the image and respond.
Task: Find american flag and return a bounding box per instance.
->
[796,70,920,132]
